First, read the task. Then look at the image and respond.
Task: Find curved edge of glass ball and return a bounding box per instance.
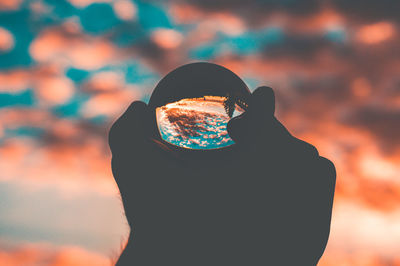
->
[148,62,251,110]
[148,62,252,151]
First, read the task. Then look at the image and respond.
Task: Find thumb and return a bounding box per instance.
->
[227,86,291,145]
[248,86,275,117]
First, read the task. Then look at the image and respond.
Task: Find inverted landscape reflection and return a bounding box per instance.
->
[156,96,244,149]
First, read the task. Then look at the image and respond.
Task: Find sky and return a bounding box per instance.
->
[0,0,400,265]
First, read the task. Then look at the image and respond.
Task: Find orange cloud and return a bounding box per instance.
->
[0,243,111,266]
[356,22,395,45]
[0,26,14,52]
[211,12,246,36]
[0,64,77,105]
[151,28,183,50]
[319,199,400,265]
[0,137,118,196]
[0,108,53,134]
[0,0,22,10]
[282,8,344,34]
[81,89,140,118]
[113,0,137,21]
[30,26,118,70]
[351,77,372,99]
[0,69,32,92]
[169,3,204,24]
[84,71,125,92]
[319,249,400,266]
[35,76,75,105]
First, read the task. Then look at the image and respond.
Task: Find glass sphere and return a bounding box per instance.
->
[149,62,251,150]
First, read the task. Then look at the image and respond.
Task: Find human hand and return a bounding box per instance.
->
[227,86,336,265]
[109,86,336,265]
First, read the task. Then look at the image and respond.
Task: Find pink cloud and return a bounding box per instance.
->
[0,137,118,196]
[0,69,32,93]
[0,26,14,52]
[84,71,125,92]
[81,88,140,118]
[0,64,75,105]
[29,25,118,70]
[113,0,137,21]
[35,76,75,105]
[0,107,121,196]
[68,0,111,8]
[151,29,183,50]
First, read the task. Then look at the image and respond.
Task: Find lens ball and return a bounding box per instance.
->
[149,62,251,150]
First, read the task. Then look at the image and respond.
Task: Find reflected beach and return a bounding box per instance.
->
[156,96,244,149]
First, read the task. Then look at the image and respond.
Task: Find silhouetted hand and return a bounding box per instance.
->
[109,86,336,266]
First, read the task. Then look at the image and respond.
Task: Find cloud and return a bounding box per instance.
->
[1,0,400,264]
[0,108,118,195]
[356,22,395,45]
[0,0,22,11]
[0,65,78,106]
[35,76,75,105]
[68,0,112,8]
[341,106,400,153]
[324,200,400,258]
[83,71,126,92]
[29,25,119,70]
[169,0,322,21]
[0,69,32,93]
[80,89,139,118]
[113,0,137,21]
[261,33,338,61]
[128,38,185,74]
[0,243,112,266]
[320,249,400,266]
[167,0,400,26]
[151,28,183,49]
[0,27,14,52]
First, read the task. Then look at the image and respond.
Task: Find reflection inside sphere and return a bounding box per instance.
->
[149,62,251,150]
[156,95,246,149]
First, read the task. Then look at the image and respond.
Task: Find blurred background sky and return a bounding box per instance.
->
[0,0,399,265]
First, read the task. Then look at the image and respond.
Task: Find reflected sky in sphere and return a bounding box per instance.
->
[156,96,244,149]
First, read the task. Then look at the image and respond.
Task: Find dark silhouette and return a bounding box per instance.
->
[109,63,336,266]
[223,93,237,118]
[147,63,251,112]
[223,92,248,118]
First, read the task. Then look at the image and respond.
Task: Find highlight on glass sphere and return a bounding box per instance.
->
[148,62,251,150]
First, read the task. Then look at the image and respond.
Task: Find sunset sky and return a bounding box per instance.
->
[1,0,400,265]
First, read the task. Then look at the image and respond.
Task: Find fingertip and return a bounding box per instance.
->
[318,157,337,183]
[127,100,147,110]
[251,86,275,115]
[252,86,274,98]
[125,101,149,118]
